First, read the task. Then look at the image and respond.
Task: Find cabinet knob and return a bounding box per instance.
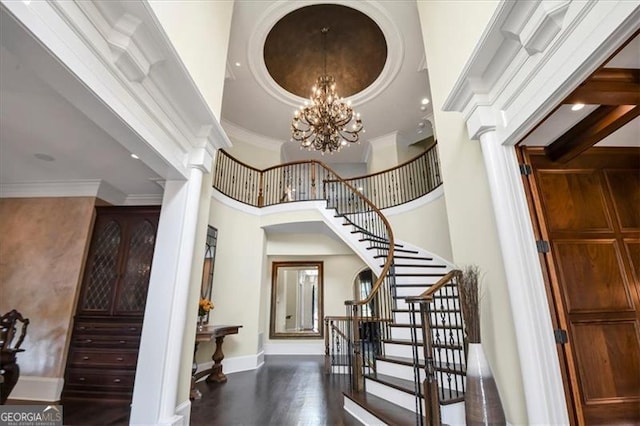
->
[79,326,86,330]
[79,377,86,381]
[113,378,121,383]
[85,339,93,343]
[119,340,126,344]
[129,327,137,331]
[116,357,124,361]
[83,356,90,360]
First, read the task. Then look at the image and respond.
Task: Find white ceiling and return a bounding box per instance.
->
[220,1,435,163]
[0,2,636,204]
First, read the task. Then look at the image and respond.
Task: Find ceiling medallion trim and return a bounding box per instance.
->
[248,0,404,109]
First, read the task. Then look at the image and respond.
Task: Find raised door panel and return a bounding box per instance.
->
[605,170,640,231]
[571,321,640,401]
[538,171,613,233]
[554,240,634,313]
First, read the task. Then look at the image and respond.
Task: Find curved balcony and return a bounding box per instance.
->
[212,142,441,209]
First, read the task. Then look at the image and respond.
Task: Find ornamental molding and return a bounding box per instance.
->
[443,0,640,145]
[4,0,231,179]
[247,0,404,108]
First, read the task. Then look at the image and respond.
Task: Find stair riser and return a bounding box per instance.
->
[365,378,423,414]
[393,266,449,275]
[393,312,422,325]
[377,360,427,382]
[384,342,463,362]
[393,275,446,285]
[365,379,467,424]
[395,298,461,311]
[393,286,430,298]
[390,327,423,342]
[375,361,467,391]
[393,312,464,328]
[388,328,465,346]
[384,343,425,361]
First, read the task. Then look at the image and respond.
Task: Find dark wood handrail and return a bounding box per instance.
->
[326,140,437,182]
[405,270,461,303]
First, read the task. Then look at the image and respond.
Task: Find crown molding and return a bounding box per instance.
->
[2,0,231,181]
[442,0,640,146]
[247,0,404,109]
[221,119,282,152]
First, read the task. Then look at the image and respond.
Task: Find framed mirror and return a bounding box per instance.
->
[270,261,323,339]
[200,226,218,321]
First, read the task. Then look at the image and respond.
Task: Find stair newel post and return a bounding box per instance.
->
[348,302,364,392]
[324,318,330,374]
[258,171,264,207]
[311,163,317,200]
[421,298,442,426]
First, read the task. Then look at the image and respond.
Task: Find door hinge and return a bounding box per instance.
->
[536,240,550,253]
[519,163,532,176]
[554,329,568,345]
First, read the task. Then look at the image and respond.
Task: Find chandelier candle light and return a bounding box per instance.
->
[291,27,364,153]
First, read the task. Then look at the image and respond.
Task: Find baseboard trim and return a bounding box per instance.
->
[9,376,64,402]
[174,399,191,426]
[264,342,324,355]
[195,353,262,381]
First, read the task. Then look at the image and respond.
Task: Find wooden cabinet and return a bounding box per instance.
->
[63,206,160,401]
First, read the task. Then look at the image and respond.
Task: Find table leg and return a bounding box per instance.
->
[206,336,228,383]
[189,342,202,400]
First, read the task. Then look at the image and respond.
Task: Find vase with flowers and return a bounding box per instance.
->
[458,265,505,426]
[198,298,214,330]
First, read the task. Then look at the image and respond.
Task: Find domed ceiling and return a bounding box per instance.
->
[263,4,387,99]
[221,1,435,163]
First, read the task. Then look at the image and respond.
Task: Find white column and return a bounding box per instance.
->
[130,150,212,426]
[473,126,569,425]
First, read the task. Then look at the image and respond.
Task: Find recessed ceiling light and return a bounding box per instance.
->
[421,98,430,105]
[130,153,140,159]
[420,105,428,111]
[571,103,585,111]
[235,62,241,67]
[34,153,55,162]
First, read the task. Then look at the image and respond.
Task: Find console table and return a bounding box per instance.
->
[190,324,242,400]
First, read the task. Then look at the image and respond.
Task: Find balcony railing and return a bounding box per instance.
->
[212,143,441,209]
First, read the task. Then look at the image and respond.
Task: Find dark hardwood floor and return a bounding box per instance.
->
[15,355,360,426]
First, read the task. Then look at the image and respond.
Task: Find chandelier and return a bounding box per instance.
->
[291,27,364,153]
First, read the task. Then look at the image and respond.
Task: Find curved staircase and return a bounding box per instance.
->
[323,209,466,425]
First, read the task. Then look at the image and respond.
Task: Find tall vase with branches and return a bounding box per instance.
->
[459,265,506,426]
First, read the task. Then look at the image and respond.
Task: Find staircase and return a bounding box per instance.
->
[211,148,465,426]
[320,208,466,426]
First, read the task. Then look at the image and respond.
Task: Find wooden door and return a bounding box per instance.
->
[523,147,640,425]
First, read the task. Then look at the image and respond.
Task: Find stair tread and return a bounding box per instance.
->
[383,338,463,350]
[377,354,426,368]
[394,273,449,277]
[367,246,418,254]
[391,264,448,268]
[344,390,416,426]
[374,254,433,260]
[365,372,419,395]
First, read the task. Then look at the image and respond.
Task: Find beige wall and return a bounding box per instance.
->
[224,137,281,170]
[0,197,95,378]
[417,1,527,423]
[202,196,265,362]
[386,193,453,262]
[149,0,234,119]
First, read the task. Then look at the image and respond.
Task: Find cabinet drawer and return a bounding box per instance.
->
[68,349,137,368]
[72,335,140,349]
[66,369,135,388]
[74,322,142,336]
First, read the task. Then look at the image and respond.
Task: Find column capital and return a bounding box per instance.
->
[466,106,497,141]
[188,147,214,174]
